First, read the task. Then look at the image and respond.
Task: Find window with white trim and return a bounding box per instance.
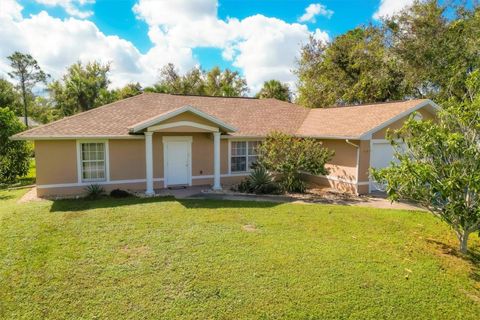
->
[231,141,260,172]
[80,142,106,182]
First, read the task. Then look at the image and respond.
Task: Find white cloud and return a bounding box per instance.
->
[0,0,23,21]
[0,6,197,88]
[0,0,330,93]
[133,0,330,92]
[132,0,217,26]
[373,0,415,20]
[34,0,95,19]
[298,3,333,23]
[229,15,329,92]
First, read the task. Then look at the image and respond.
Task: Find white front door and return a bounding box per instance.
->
[164,139,191,186]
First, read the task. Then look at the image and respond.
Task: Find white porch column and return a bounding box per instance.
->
[144,132,154,196]
[213,131,221,190]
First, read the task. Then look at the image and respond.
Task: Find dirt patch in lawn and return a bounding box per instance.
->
[119,245,151,260]
[242,224,258,232]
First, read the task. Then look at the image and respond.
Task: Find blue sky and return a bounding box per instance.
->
[0,0,412,92]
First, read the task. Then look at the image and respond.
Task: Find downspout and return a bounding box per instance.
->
[345,139,360,194]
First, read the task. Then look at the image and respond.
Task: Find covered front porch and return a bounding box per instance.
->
[127,105,238,196]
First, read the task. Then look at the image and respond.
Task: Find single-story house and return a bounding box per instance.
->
[11,93,439,197]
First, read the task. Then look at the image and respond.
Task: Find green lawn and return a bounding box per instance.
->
[0,189,479,319]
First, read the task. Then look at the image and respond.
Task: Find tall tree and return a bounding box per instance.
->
[296,27,409,108]
[115,82,143,99]
[204,66,248,97]
[97,82,143,106]
[7,52,48,127]
[49,61,110,116]
[146,63,204,95]
[29,96,58,124]
[146,64,248,97]
[296,1,480,108]
[255,80,292,102]
[384,0,480,102]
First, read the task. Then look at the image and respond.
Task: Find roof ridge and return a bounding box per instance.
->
[15,93,148,136]
[168,93,259,99]
[323,98,427,109]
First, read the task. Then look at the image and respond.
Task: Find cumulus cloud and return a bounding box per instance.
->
[229,15,329,92]
[34,0,95,19]
[133,0,217,26]
[0,4,197,87]
[298,3,334,23]
[0,0,330,92]
[133,0,330,92]
[373,0,415,20]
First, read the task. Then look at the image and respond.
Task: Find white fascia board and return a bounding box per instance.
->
[221,134,362,140]
[10,135,145,141]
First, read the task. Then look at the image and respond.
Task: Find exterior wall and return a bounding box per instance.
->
[304,139,373,195]
[157,126,211,133]
[357,184,369,195]
[109,140,146,180]
[34,136,368,197]
[322,139,358,182]
[35,140,78,185]
[372,108,435,139]
[303,139,361,194]
[302,174,357,194]
[357,140,370,182]
[35,133,242,198]
[161,112,221,127]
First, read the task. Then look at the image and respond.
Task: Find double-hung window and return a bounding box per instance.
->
[80,142,106,182]
[231,141,260,172]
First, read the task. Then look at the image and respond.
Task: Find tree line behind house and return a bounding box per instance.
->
[2,1,480,124]
[1,57,293,127]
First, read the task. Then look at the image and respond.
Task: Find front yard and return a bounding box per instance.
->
[0,188,479,319]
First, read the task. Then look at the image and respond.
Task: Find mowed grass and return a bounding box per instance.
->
[0,189,479,319]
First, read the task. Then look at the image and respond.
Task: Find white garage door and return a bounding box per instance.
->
[370,141,403,192]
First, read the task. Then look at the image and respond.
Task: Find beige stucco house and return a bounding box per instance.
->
[12,93,439,197]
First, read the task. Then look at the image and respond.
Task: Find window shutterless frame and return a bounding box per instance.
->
[76,140,110,184]
[229,140,261,173]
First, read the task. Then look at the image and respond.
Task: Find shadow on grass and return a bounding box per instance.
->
[49,195,280,213]
[50,196,176,212]
[426,238,480,283]
[177,198,280,209]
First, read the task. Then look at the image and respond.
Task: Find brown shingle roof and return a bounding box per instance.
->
[12,94,433,140]
[297,99,432,138]
[13,93,309,139]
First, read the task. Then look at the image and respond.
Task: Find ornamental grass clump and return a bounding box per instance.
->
[238,166,280,194]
